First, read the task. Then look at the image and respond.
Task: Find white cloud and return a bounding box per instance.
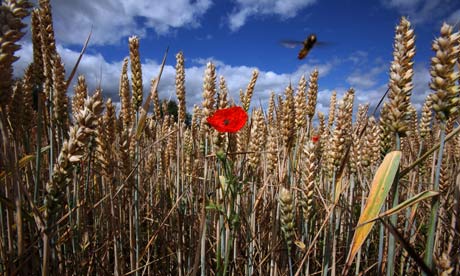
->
[410,62,431,110]
[227,0,317,31]
[381,0,458,25]
[191,57,227,68]
[39,0,212,46]
[348,51,369,65]
[347,75,377,89]
[351,62,431,116]
[13,43,432,124]
[446,9,460,27]
[344,50,388,90]
[14,41,128,101]
[14,40,337,114]
[346,64,387,89]
[383,0,422,10]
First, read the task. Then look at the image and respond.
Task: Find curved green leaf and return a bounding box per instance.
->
[357,190,439,227]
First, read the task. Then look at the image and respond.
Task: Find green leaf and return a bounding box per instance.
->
[357,190,439,227]
[0,146,50,181]
[206,202,224,213]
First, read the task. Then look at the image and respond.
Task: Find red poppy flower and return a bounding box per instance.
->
[311,135,319,143]
[206,106,248,133]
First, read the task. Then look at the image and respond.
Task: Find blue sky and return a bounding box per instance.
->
[15,0,460,114]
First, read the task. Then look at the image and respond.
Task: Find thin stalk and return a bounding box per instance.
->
[347,173,355,251]
[220,144,239,276]
[400,149,421,275]
[248,175,256,276]
[0,200,5,272]
[216,205,222,275]
[129,193,135,272]
[74,167,80,255]
[34,87,43,203]
[134,111,140,276]
[177,126,183,276]
[216,161,224,275]
[201,136,209,276]
[42,233,50,276]
[269,195,279,276]
[387,133,401,276]
[0,114,17,274]
[200,201,208,276]
[302,210,310,276]
[424,125,446,273]
[42,85,54,275]
[287,247,293,276]
[12,140,23,259]
[48,87,54,182]
[222,226,234,276]
[357,175,367,275]
[66,179,74,254]
[110,179,120,276]
[323,170,336,276]
[332,191,341,276]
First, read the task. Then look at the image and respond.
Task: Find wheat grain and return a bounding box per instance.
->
[218,75,229,109]
[306,69,319,121]
[299,141,317,220]
[21,66,36,131]
[248,108,265,169]
[327,90,337,131]
[119,58,132,130]
[383,17,415,137]
[281,84,295,148]
[52,54,69,133]
[30,9,44,87]
[429,23,460,124]
[242,69,258,111]
[201,62,216,135]
[129,36,143,112]
[176,51,186,124]
[279,187,294,247]
[39,0,57,99]
[294,75,307,130]
[72,75,88,118]
[0,0,31,106]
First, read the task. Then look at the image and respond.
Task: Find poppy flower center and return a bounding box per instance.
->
[223,119,230,125]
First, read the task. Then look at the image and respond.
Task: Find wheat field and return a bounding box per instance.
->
[0,0,459,275]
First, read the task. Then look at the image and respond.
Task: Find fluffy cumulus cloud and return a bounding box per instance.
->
[381,0,459,24]
[40,0,212,45]
[347,62,431,115]
[14,41,336,114]
[13,36,430,123]
[227,0,317,31]
[410,63,431,110]
[346,63,387,90]
[14,41,128,99]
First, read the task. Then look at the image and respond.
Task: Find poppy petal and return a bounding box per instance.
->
[206,106,248,133]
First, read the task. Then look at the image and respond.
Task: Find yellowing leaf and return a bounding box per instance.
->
[343,151,401,275]
[0,146,50,181]
[294,240,306,252]
[219,175,227,191]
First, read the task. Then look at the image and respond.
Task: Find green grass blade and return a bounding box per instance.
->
[357,190,439,227]
[378,217,434,275]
